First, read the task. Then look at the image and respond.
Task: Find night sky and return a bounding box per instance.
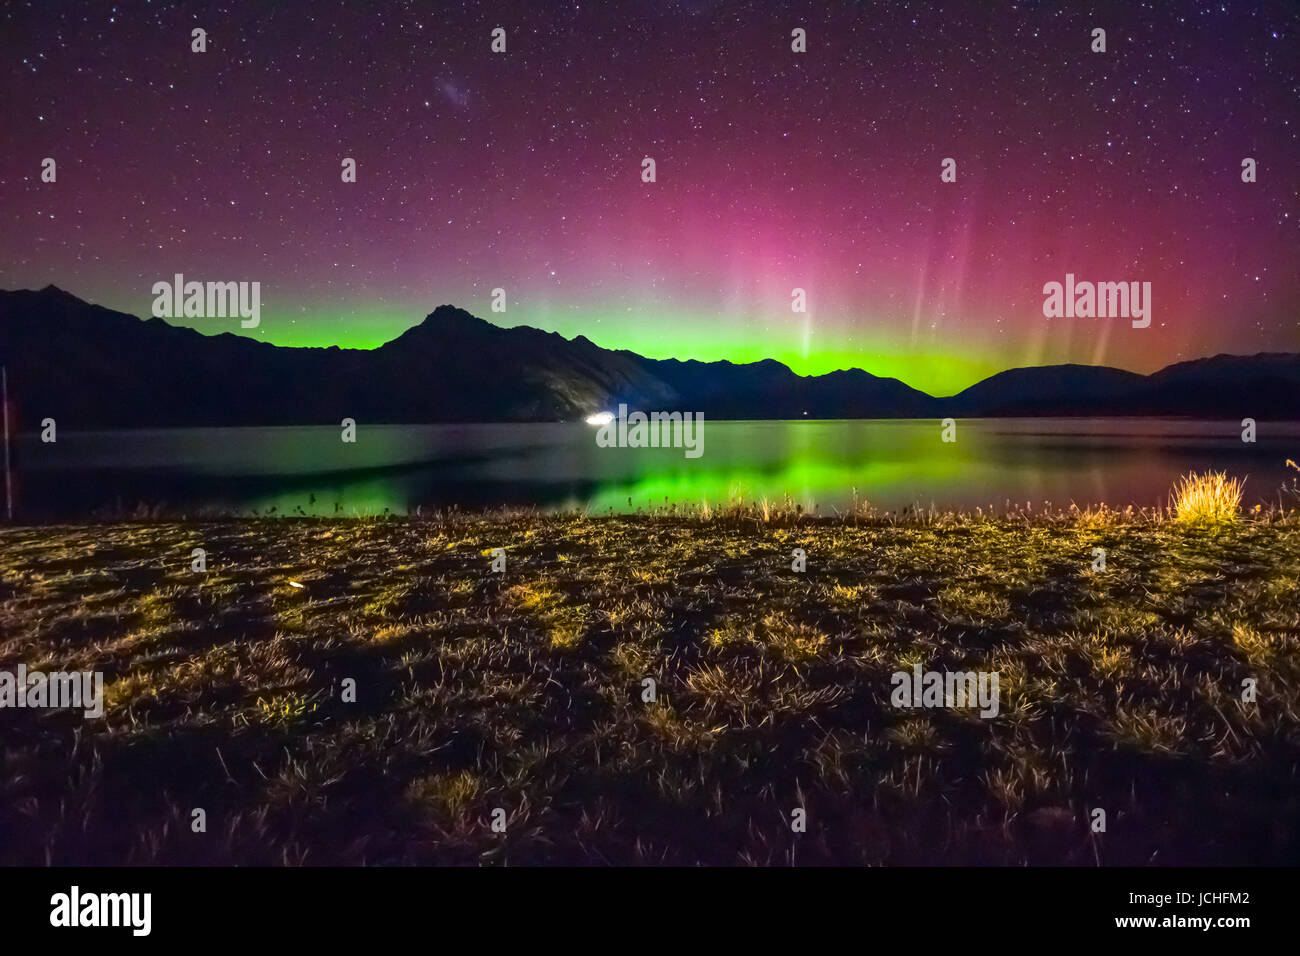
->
[1,0,1297,395]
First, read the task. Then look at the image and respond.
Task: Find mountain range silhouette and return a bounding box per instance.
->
[1,285,1296,428]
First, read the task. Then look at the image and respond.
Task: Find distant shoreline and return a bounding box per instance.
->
[10,414,1300,435]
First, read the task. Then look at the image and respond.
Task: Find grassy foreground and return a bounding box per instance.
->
[1,508,1298,865]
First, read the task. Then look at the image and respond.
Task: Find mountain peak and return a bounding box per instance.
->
[375,303,496,351]
[0,284,93,310]
[34,284,82,303]
[38,282,81,297]
[423,304,482,324]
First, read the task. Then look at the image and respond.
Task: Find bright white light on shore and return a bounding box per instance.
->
[585,411,614,426]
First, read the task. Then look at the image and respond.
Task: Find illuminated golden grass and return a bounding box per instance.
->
[1172,470,1243,525]
[0,506,1297,865]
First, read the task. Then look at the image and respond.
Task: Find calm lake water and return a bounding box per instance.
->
[11,419,1300,519]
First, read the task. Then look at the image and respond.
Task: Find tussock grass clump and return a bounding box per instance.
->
[1171,470,1243,526]
[758,612,828,661]
[408,770,482,817]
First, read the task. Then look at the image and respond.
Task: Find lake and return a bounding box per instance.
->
[10,419,1299,519]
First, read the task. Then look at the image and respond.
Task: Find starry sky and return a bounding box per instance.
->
[1,0,1297,395]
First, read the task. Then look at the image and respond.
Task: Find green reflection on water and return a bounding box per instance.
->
[26,419,1294,517]
[582,451,980,512]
